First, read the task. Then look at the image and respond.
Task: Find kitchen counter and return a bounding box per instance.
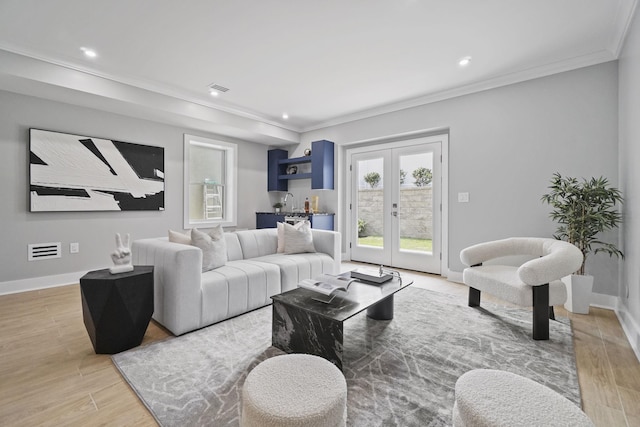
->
[256,212,334,230]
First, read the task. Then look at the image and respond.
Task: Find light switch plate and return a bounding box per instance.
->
[458,192,469,203]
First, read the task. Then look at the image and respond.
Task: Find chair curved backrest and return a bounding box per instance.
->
[460,237,583,286]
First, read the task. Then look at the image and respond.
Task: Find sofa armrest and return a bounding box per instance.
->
[311,229,341,274]
[132,238,203,335]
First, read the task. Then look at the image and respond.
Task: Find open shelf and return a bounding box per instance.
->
[278,173,312,180]
[267,140,334,191]
[279,156,311,166]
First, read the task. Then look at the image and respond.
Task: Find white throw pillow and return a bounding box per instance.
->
[277,221,307,253]
[191,226,227,272]
[168,229,191,245]
[277,222,285,253]
[283,221,316,254]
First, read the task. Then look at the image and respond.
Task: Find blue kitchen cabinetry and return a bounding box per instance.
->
[256,213,334,231]
[267,140,334,191]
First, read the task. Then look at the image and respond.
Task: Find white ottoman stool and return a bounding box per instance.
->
[453,369,593,427]
[241,354,347,427]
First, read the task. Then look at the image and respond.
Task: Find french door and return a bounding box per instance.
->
[349,137,442,274]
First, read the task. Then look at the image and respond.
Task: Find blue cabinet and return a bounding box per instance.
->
[256,213,334,231]
[310,214,334,231]
[267,149,288,192]
[267,140,334,191]
[256,213,285,229]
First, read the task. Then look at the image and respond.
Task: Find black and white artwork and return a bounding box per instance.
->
[29,129,165,212]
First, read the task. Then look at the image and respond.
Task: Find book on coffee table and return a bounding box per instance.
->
[350,268,394,284]
[298,274,356,296]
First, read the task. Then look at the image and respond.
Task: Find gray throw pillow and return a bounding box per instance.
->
[283,221,316,254]
[191,226,227,272]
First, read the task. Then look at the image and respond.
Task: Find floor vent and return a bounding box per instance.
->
[28,242,61,261]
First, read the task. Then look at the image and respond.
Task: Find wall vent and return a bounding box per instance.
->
[208,83,230,93]
[28,242,61,261]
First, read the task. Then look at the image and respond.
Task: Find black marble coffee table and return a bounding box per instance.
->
[271,272,413,370]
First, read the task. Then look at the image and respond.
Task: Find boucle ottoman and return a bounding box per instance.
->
[241,354,347,427]
[453,369,593,427]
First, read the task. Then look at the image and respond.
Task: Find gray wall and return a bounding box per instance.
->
[301,62,620,295]
[619,8,640,342]
[0,90,270,284]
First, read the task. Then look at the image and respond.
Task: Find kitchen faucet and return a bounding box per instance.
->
[283,193,294,210]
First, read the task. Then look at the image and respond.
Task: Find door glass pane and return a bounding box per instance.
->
[398,152,433,253]
[357,157,384,248]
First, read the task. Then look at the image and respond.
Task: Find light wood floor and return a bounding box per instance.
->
[1,266,639,426]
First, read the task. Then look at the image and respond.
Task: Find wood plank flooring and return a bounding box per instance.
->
[1,266,639,426]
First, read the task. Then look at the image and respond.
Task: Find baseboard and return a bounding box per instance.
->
[446,270,463,284]
[590,292,618,310]
[615,304,640,363]
[0,271,86,296]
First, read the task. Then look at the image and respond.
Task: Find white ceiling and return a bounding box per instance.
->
[0,0,636,134]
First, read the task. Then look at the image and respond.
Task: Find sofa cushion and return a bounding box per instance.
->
[225,233,244,261]
[251,252,335,292]
[236,229,278,259]
[200,260,281,325]
[191,226,227,272]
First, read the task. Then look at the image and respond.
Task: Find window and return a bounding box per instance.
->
[183,134,237,228]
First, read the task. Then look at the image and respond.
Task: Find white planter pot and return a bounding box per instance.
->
[561,274,594,314]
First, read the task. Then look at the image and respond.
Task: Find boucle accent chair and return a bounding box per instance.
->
[460,237,583,340]
[453,369,594,426]
[241,354,347,427]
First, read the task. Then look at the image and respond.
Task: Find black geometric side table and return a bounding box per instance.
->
[80,266,154,354]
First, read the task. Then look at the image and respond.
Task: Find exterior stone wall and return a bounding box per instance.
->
[358,187,433,239]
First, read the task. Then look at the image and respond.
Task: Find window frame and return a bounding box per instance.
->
[183,134,237,228]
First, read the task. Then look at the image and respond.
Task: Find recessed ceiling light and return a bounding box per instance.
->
[458,56,472,67]
[80,47,97,58]
[209,89,219,97]
[282,113,289,120]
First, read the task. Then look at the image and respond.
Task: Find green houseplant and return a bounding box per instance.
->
[541,172,624,313]
[273,202,283,213]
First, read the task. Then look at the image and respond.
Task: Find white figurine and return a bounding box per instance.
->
[110,233,134,274]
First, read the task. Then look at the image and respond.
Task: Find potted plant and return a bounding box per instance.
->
[273,202,283,213]
[541,172,624,313]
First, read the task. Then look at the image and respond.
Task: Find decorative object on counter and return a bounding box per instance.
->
[304,197,310,213]
[311,195,319,213]
[110,233,134,274]
[286,165,298,175]
[304,148,311,156]
[273,202,283,213]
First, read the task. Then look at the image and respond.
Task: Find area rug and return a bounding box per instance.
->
[112,287,580,427]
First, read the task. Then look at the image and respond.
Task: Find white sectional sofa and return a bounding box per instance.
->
[132,228,341,335]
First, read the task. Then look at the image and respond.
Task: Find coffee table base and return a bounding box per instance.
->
[272,301,344,370]
[367,295,394,320]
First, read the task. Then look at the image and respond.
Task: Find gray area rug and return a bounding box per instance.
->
[112,287,580,426]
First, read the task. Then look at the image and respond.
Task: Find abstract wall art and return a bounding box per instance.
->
[29,129,165,212]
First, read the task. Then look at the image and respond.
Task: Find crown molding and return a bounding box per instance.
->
[610,0,639,57]
[302,49,617,133]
